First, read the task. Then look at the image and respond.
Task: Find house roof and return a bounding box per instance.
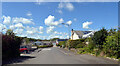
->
[73,30,92,36]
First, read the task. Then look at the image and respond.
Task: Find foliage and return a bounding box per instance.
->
[23,38,30,45]
[92,28,108,49]
[108,28,117,36]
[58,41,66,48]
[37,45,53,48]
[75,44,85,49]
[103,35,120,58]
[2,34,22,60]
[86,37,96,52]
[76,28,120,59]
[50,38,59,41]
[6,29,15,36]
[69,39,85,48]
[77,47,89,54]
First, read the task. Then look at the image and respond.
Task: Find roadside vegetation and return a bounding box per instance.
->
[37,44,53,48]
[2,29,43,60]
[2,29,22,60]
[57,28,120,60]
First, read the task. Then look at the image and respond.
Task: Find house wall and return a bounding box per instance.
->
[71,33,80,40]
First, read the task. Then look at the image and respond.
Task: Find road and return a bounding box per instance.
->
[9,47,118,64]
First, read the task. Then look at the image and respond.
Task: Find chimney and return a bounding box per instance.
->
[71,29,74,40]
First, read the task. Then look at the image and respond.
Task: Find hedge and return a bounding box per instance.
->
[68,39,86,48]
[2,35,22,60]
[37,44,53,48]
[57,41,66,48]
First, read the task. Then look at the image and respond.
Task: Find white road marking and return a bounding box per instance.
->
[42,48,51,51]
[20,54,35,56]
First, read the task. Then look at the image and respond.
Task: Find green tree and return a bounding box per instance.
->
[108,28,116,36]
[92,28,108,49]
[6,29,15,36]
[50,38,59,41]
[103,32,120,58]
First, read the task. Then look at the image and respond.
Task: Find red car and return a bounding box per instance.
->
[20,46,28,53]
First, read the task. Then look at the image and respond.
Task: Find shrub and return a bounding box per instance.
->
[2,35,22,60]
[37,45,53,48]
[103,35,120,59]
[77,47,88,54]
[58,41,66,47]
[92,28,108,49]
[75,43,85,49]
[68,39,85,48]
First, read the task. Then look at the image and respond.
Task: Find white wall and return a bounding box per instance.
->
[71,33,79,40]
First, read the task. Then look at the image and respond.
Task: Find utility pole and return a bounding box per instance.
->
[61,23,71,39]
[61,23,71,50]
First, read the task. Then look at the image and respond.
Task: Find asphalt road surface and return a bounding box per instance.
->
[10,47,119,64]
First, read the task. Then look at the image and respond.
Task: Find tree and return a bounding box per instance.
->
[50,38,59,41]
[92,28,108,49]
[108,28,116,36]
[103,31,120,58]
[6,29,15,36]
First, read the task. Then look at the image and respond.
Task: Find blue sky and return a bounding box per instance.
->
[1,2,118,39]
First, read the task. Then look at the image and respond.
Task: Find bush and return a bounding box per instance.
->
[75,43,85,49]
[2,35,22,60]
[58,41,66,48]
[68,39,85,48]
[92,28,108,49]
[103,35,120,59]
[77,47,88,54]
[56,44,60,46]
[37,45,53,48]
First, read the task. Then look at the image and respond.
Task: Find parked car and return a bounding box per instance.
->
[19,46,29,54]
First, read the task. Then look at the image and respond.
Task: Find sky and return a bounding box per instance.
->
[0,2,118,39]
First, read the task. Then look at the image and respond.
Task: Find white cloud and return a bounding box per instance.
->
[12,17,34,24]
[44,15,63,26]
[15,23,24,28]
[83,21,93,29]
[54,31,62,34]
[26,31,34,35]
[73,18,77,21]
[66,20,72,25]
[26,26,40,35]
[58,10,63,14]
[59,18,64,23]
[26,12,32,17]
[36,0,41,5]
[13,28,23,34]
[39,26,44,34]
[65,2,74,11]
[58,2,74,11]
[0,23,6,32]
[2,16,11,25]
[9,25,15,30]
[46,26,55,34]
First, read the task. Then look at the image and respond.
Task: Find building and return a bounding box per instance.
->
[71,29,96,40]
[41,41,52,45]
[34,41,44,46]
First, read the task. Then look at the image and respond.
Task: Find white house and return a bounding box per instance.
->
[71,29,96,40]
